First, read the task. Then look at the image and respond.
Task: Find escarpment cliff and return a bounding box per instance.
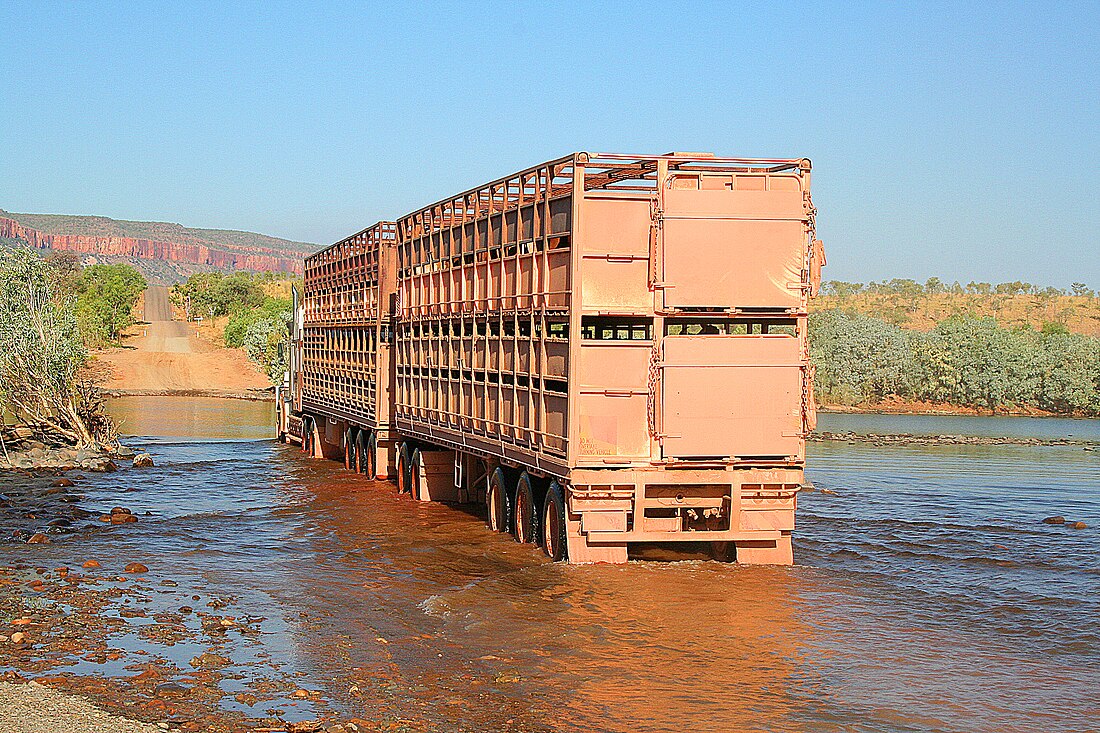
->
[0,210,315,282]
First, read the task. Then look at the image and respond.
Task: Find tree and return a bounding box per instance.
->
[0,248,100,445]
[242,309,292,384]
[1070,282,1094,298]
[75,264,146,344]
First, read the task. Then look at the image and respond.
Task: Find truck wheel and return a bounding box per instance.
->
[513,473,540,544]
[410,449,423,500]
[344,428,356,470]
[301,418,313,455]
[365,433,377,479]
[354,431,368,474]
[397,443,412,494]
[542,481,567,561]
[487,467,513,533]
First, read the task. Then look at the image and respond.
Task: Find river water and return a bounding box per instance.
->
[5,398,1099,732]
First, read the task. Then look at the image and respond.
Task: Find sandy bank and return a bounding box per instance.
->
[0,680,164,733]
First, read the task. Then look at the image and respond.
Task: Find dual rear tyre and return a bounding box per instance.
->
[541,481,567,561]
[486,469,566,561]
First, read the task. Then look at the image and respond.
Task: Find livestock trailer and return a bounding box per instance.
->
[278,152,824,564]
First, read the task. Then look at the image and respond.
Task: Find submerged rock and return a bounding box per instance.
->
[1042,516,1066,525]
[132,453,154,468]
[26,533,50,544]
[154,682,190,697]
[124,562,149,573]
[1070,521,1087,530]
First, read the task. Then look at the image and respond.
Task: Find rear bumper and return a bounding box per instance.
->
[567,466,800,545]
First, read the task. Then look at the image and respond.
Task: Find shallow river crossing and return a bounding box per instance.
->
[4,398,1099,732]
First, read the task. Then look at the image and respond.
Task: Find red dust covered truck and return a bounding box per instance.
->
[277,152,824,564]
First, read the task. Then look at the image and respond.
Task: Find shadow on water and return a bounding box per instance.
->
[2,398,1096,732]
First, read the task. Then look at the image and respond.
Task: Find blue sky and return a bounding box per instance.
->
[1,2,1097,286]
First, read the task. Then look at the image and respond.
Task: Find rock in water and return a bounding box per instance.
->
[26,533,50,544]
[110,513,137,524]
[1070,521,1087,530]
[132,453,154,468]
[1042,516,1066,525]
[82,560,100,568]
[154,682,189,697]
[110,506,132,515]
[124,562,149,573]
[51,478,75,488]
[115,445,136,458]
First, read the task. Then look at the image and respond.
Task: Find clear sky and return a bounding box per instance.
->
[1,2,1097,286]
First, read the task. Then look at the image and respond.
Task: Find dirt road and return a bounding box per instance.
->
[95,286,271,398]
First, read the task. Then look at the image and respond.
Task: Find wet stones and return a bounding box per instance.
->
[1043,516,1088,529]
[26,533,50,544]
[189,652,230,669]
[50,478,74,488]
[132,453,154,468]
[124,562,149,574]
[82,560,100,568]
[104,507,138,524]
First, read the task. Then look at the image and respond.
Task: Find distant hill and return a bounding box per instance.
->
[0,209,319,283]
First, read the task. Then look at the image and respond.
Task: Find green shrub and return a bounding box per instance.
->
[74,264,146,345]
[810,309,1100,415]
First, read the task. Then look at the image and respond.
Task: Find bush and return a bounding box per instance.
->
[172,272,266,319]
[0,248,106,445]
[809,309,1100,415]
[75,264,146,345]
[809,310,913,404]
[241,309,292,385]
[224,297,292,348]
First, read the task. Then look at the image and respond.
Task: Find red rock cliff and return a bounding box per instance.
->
[0,216,303,274]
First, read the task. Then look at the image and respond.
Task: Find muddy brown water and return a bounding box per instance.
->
[3,396,1099,732]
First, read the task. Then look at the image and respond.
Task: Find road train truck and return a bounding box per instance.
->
[276,152,824,564]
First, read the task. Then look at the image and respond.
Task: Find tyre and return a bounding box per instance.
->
[301,418,313,455]
[344,428,356,470]
[711,541,736,562]
[354,431,369,474]
[486,467,513,533]
[410,449,423,500]
[542,481,567,561]
[365,432,377,479]
[513,472,541,544]
[397,443,412,494]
